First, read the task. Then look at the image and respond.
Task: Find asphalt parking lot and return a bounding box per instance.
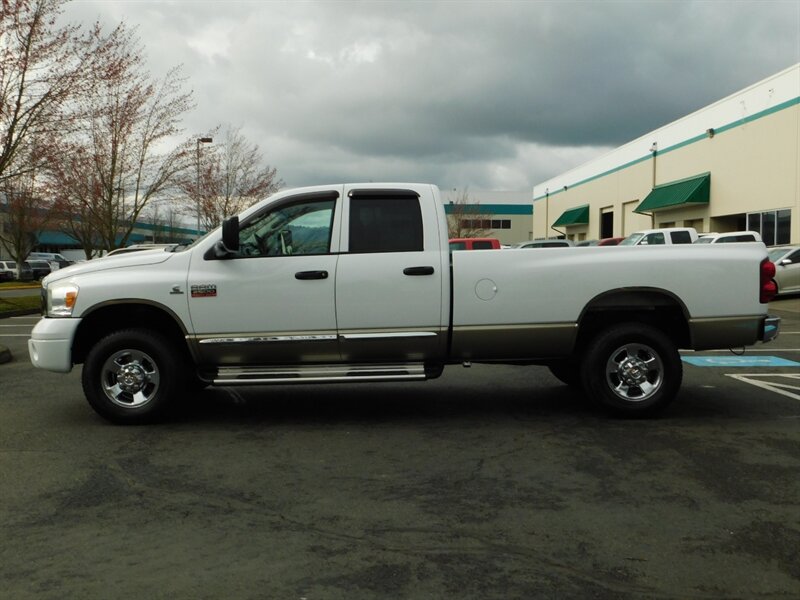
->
[1,300,799,599]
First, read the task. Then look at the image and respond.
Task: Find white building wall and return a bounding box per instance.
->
[533,63,800,244]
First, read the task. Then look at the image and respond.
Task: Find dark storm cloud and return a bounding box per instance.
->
[61,1,799,189]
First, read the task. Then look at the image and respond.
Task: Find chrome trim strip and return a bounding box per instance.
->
[198,334,337,344]
[339,331,437,340]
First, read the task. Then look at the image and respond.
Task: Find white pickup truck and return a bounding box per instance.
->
[29,183,780,423]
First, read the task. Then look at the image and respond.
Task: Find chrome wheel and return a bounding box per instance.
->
[605,343,663,402]
[101,349,161,408]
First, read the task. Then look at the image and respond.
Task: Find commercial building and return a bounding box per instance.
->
[443,189,532,245]
[532,63,800,246]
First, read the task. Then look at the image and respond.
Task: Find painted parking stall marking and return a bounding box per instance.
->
[682,356,800,368]
[726,374,800,402]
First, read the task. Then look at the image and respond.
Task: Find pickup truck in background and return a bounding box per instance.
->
[29,183,780,424]
[618,227,698,245]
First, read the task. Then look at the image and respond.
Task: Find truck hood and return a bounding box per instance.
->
[43,251,173,285]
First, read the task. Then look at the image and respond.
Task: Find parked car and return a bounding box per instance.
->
[576,237,624,247]
[449,238,501,251]
[514,239,573,248]
[27,252,72,270]
[767,246,800,296]
[694,231,762,244]
[0,262,13,282]
[0,260,33,281]
[17,261,34,281]
[27,260,52,280]
[618,227,698,246]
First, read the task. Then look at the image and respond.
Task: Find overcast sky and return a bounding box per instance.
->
[62,0,800,193]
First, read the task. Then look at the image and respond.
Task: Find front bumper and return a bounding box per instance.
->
[28,317,82,373]
[760,315,781,344]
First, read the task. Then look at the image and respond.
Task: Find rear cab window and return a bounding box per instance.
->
[348,194,423,253]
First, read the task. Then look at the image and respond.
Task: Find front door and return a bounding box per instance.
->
[187,189,343,366]
[334,186,446,362]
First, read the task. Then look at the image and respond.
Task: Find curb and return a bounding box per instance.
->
[0,345,10,364]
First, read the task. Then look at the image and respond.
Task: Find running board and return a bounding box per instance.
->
[208,363,429,385]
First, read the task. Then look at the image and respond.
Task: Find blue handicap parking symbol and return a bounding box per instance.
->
[682,356,800,368]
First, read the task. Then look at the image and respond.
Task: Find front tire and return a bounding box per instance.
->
[82,329,185,424]
[580,323,682,417]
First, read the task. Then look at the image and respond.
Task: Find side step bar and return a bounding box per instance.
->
[208,363,430,385]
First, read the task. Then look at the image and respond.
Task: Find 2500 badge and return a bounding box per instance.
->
[191,284,217,298]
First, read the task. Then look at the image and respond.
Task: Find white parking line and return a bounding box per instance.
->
[727,374,800,401]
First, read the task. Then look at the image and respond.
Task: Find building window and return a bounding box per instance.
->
[747,209,791,246]
[461,219,511,230]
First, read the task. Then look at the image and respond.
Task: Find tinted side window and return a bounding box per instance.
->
[473,241,494,249]
[449,241,466,251]
[643,233,665,245]
[670,231,692,244]
[349,197,423,253]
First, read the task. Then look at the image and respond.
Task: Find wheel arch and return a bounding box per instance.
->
[73,301,190,365]
[576,287,691,350]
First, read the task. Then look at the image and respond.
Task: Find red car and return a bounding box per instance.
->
[449,237,502,251]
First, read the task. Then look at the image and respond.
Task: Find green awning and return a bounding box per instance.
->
[635,173,710,214]
[37,231,80,246]
[553,204,589,227]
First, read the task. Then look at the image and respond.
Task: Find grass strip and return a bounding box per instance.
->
[0,295,40,316]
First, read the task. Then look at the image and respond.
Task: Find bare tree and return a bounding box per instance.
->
[0,171,51,264]
[46,145,103,259]
[181,125,282,230]
[0,0,114,183]
[446,188,493,238]
[46,24,194,252]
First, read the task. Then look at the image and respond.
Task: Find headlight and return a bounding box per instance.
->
[47,283,80,317]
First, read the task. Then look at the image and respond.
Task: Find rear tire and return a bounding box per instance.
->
[82,329,185,424]
[580,323,682,417]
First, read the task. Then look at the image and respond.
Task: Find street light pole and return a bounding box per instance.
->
[196,137,213,234]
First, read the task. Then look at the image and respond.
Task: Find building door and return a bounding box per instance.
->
[601,209,614,238]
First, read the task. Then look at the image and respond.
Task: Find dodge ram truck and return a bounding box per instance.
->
[28,183,780,423]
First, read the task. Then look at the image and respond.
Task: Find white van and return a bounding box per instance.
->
[618,227,698,246]
[694,231,762,244]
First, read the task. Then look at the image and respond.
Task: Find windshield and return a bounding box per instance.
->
[768,248,790,262]
[694,237,714,244]
[618,233,644,246]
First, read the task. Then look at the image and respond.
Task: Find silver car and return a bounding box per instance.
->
[768,246,800,296]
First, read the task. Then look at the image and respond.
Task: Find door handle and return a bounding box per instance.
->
[295,270,329,280]
[403,266,434,276]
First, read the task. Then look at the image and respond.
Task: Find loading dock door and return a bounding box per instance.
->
[601,208,614,239]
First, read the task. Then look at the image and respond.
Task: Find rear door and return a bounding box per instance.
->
[334,186,447,362]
